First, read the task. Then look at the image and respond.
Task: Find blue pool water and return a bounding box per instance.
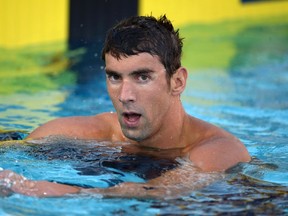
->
[1,23,288,215]
[0,59,287,215]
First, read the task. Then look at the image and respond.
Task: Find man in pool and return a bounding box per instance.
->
[0,15,250,198]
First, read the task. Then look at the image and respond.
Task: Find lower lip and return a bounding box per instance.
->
[123,114,141,128]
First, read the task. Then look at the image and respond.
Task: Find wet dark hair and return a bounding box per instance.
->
[101,15,183,79]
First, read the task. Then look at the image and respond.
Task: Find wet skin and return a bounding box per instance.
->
[0,53,250,198]
[105,53,173,143]
[105,53,190,149]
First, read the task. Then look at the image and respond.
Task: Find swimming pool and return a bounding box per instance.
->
[1,18,288,215]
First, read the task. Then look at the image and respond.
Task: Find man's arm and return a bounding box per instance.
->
[83,159,222,199]
[189,136,250,172]
[0,162,222,199]
[26,113,120,140]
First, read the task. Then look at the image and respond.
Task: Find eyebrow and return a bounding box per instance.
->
[105,68,154,76]
[105,70,119,76]
[130,68,154,76]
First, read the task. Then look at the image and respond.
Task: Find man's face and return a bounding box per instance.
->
[105,52,174,142]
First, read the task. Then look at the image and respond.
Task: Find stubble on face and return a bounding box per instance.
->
[106,53,172,144]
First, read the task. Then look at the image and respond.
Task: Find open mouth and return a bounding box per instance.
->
[122,112,141,127]
[123,112,141,121]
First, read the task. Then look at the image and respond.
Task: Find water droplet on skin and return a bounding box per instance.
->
[27,181,34,188]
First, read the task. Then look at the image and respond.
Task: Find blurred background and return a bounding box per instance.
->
[1,2,288,214]
[0,0,288,134]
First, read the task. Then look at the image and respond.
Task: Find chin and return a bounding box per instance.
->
[122,130,146,142]
[124,134,143,142]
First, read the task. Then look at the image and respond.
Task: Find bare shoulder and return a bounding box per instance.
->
[187,117,250,172]
[27,112,122,140]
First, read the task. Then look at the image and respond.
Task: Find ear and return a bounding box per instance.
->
[170,67,188,96]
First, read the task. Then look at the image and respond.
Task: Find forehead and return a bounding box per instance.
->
[105,53,165,72]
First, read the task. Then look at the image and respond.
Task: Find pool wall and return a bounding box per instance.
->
[1,0,288,48]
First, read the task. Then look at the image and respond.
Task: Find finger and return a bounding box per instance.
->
[0,185,14,197]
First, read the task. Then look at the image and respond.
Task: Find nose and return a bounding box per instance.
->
[118,81,136,103]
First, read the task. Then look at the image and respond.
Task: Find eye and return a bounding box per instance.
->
[136,74,150,82]
[107,73,121,82]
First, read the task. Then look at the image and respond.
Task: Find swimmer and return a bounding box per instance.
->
[0,15,250,198]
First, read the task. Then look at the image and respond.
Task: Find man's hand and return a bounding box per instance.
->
[0,170,80,197]
[0,170,30,196]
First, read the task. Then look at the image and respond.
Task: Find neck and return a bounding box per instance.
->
[137,100,189,150]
